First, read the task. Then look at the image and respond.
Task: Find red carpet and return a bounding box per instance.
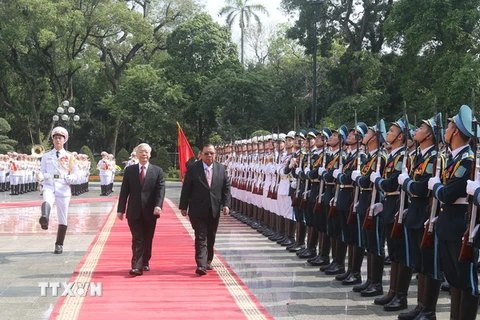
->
[51,199,271,320]
[0,197,118,209]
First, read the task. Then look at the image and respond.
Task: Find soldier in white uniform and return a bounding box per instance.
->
[97,151,110,196]
[38,127,79,254]
[0,154,7,192]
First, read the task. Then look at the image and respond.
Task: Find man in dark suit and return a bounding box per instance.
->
[179,144,231,276]
[117,143,165,276]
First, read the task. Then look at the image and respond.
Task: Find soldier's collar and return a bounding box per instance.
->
[389,146,403,157]
[420,145,434,156]
[450,144,470,160]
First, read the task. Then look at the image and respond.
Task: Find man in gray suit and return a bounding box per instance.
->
[179,144,231,275]
[117,143,165,276]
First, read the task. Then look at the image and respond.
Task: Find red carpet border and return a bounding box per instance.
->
[51,198,272,320]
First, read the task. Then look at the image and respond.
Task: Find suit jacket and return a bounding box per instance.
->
[117,163,165,220]
[179,160,231,219]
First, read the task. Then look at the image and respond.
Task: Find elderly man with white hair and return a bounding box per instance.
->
[38,126,79,254]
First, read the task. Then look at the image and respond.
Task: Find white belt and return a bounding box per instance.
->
[53,174,66,179]
[339,184,353,188]
[453,197,468,205]
[385,191,400,196]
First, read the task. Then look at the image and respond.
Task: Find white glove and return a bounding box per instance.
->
[36,172,44,182]
[304,166,311,176]
[424,216,438,227]
[65,174,76,184]
[428,176,441,190]
[398,173,409,185]
[351,170,361,181]
[317,167,326,175]
[290,181,297,189]
[333,169,341,179]
[373,202,383,216]
[472,224,480,238]
[402,166,409,175]
[303,190,311,198]
[329,197,335,207]
[289,158,297,169]
[466,179,480,196]
[42,173,53,185]
[401,208,408,219]
[295,167,302,175]
[370,171,380,183]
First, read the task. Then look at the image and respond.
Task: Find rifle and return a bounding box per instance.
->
[391,101,410,238]
[421,100,442,249]
[328,128,344,218]
[363,107,382,231]
[348,111,361,225]
[271,130,281,200]
[314,133,327,213]
[459,89,478,262]
[291,139,303,208]
[300,137,312,209]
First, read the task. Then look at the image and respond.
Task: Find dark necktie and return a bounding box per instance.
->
[56,151,60,158]
[140,165,145,185]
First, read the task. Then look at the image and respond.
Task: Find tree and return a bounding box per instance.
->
[219,0,269,65]
[0,118,16,153]
[166,13,241,146]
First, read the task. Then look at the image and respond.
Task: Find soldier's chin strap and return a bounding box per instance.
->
[417,132,432,146]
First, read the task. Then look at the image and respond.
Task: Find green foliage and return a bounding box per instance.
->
[250,130,271,138]
[165,168,180,180]
[0,118,16,153]
[116,148,130,168]
[150,147,172,171]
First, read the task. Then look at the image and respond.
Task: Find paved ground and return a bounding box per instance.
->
[0,182,452,319]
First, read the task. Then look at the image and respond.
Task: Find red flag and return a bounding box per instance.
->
[177,122,195,182]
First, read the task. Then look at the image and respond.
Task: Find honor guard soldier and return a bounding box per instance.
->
[0,154,7,191]
[97,151,110,196]
[351,121,387,296]
[285,129,307,252]
[428,105,479,319]
[306,128,332,266]
[397,114,442,320]
[334,122,368,285]
[295,129,319,259]
[38,127,79,254]
[321,125,348,275]
[370,117,411,310]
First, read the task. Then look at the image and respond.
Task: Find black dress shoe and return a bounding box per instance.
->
[342,272,362,285]
[335,270,351,281]
[206,264,213,270]
[129,269,143,276]
[324,264,345,275]
[320,261,336,272]
[374,292,395,305]
[298,249,316,259]
[143,266,150,271]
[383,295,407,311]
[360,283,383,297]
[280,238,295,247]
[353,280,371,292]
[310,256,330,267]
[54,244,63,254]
[288,244,305,253]
[195,267,207,276]
[398,304,422,320]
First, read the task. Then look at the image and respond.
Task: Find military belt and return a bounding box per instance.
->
[453,197,468,205]
[339,185,353,188]
[53,174,65,179]
[384,191,400,196]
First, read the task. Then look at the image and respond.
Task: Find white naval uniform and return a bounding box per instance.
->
[97,158,109,185]
[41,148,79,226]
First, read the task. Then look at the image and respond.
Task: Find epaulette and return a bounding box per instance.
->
[461,151,474,160]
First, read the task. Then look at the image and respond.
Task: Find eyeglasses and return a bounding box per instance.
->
[203,152,215,155]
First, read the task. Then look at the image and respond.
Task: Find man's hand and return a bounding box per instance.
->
[117,212,124,220]
[222,207,230,215]
[181,209,188,216]
[154,207,162,216]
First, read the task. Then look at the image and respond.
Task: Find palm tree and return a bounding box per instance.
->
[219,0,268,65]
